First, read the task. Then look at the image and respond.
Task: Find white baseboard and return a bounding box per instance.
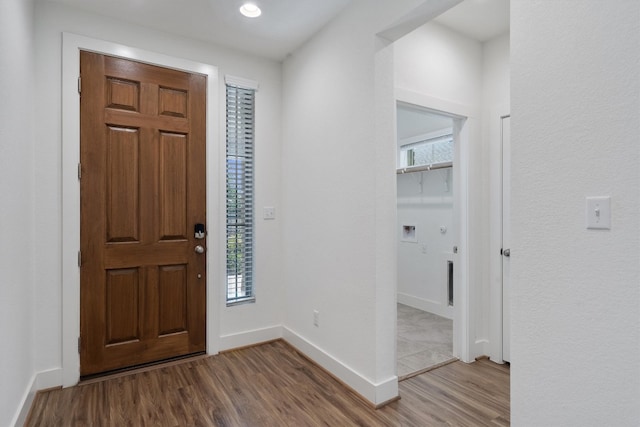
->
[218,325,283,352]
[11,368,63,427]
[473,338,489,360]
[11,373,36,427]
[35,368,63,390]
[397,293,454,320]
[282,327,398,406]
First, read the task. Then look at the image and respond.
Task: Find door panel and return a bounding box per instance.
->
[159,132,188,240]
[106,126,140,242]
[158,264,188,335]
[105,268,141,345]
[80,51,207,376]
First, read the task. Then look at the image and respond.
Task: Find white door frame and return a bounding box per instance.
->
[489,106,511,363]
[501,114,511,363]
[395,88,478,363]
[61,33,221,387]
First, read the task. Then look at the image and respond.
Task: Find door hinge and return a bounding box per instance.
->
[78,76,81,95]
[78,163,82,180]
[78,250,82,268]
[78,336,81,353]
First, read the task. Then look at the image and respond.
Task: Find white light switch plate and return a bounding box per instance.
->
[586,196,611,229]
[263,206,275,220]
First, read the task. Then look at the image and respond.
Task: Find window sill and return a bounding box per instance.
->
[226,297,256,307]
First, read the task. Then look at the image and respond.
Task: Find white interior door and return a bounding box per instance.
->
[502,115,511,362]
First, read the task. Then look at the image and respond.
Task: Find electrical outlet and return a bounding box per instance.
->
[313,310,320,327]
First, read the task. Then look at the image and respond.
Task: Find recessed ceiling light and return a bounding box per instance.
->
[240,3,261,18]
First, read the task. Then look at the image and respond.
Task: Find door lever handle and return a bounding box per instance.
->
[503,248,510,257]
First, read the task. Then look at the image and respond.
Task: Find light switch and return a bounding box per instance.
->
[586,196,611,230]
[263,206,275,220]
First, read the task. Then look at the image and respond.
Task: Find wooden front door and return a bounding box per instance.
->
[80,51,207,376]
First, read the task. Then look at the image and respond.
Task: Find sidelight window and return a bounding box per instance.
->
[226,80,256,305]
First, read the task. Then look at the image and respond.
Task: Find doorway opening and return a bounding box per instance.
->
[396,104,462,379]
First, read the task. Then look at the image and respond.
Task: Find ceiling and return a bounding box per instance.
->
[43,0,353,60]
[43,0,509,61]
[434,0,510,42]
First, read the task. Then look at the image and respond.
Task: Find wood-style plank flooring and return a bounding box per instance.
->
[26,340,509,426]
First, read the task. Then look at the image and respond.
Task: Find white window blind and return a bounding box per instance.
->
[226,84,255,305]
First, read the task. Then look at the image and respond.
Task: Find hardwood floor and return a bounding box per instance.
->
[26,340,509,426]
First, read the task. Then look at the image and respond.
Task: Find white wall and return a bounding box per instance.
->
[395,22,483,107]
[511,1,640,425]
[0,0,36,424]
[397,169,454,318]
[281,1,384,401]
[32,0,284,382]
[482,33,510,112]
